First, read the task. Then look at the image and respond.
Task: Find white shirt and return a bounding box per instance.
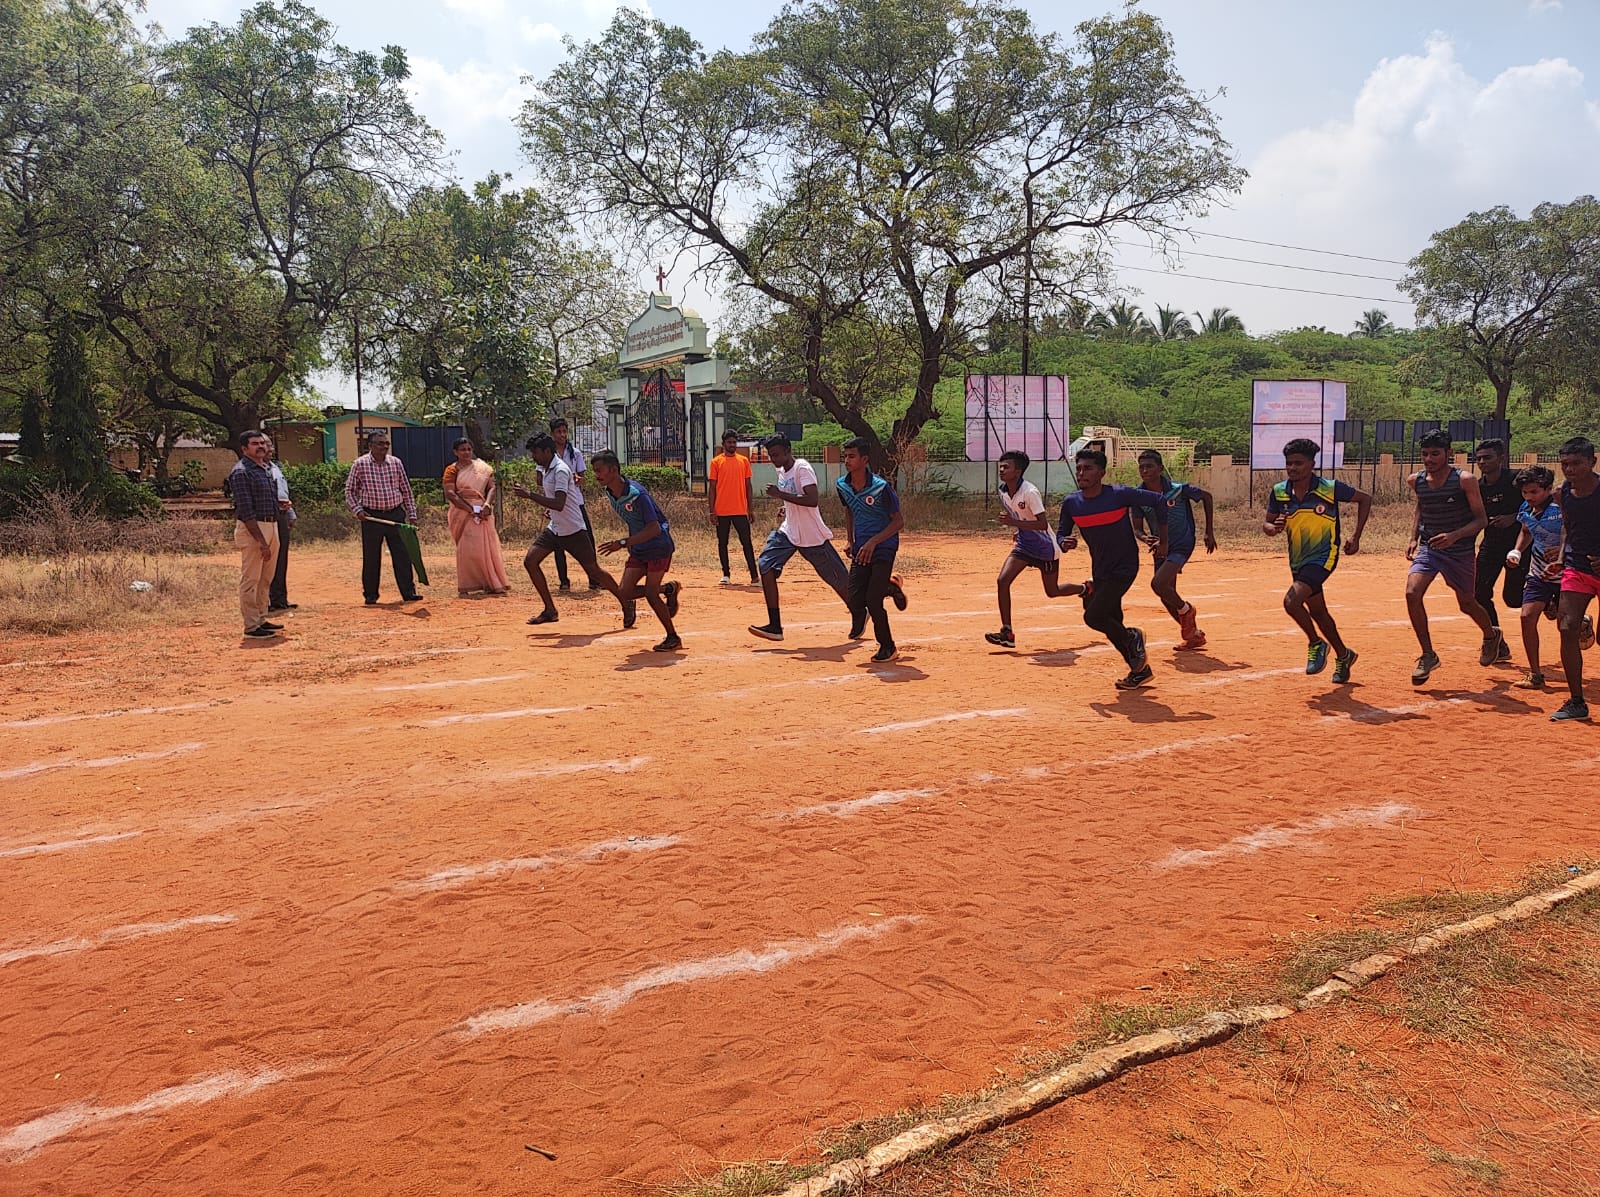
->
[777,458,832,547]
[557,443,586,507]
[1001,479,1056,559]
[268,462,289,502]
[540,457,587,536]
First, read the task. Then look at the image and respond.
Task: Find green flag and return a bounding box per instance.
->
[397,522,429,586]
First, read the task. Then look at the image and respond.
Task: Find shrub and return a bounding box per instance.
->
[100,471,162,520]
[281,460,350,503]
[622,464,688,495]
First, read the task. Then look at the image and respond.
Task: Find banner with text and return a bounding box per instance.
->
[964,375,1070,463]
[1250,380,1347,470]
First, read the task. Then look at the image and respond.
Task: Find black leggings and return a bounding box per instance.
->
[717,514,757,579]
[848,556,897,651]
[1083,573,1139,665]
[1475,540,1528,625]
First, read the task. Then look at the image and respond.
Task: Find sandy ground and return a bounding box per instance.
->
[1,533,1595,1195]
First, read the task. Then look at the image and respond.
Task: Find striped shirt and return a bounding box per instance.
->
[345,452,417,522]
[1058,484,1166,581]
[229,458,280,523]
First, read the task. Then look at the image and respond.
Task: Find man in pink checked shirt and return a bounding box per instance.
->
[344,428,422,606]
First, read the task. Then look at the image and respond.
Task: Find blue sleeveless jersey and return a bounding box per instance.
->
[836,472,901,561]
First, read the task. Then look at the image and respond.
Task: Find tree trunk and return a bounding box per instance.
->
[1493,377,1512,421]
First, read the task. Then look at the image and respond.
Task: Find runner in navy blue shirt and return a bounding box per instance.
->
[1058,447,1167,689]
[1131,449,1216,651]
[592,451,683,652]
[836,437,907,663]
[1552,436,1600,722]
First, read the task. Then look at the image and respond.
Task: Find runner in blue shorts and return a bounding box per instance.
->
[1264,438,1371,683]
[1405,429,1499,684]
[1132,450,1215,650]
[1505,465,1564,689]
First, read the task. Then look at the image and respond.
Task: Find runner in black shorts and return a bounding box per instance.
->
[515,434,634,627]
[1264,438,1372,683]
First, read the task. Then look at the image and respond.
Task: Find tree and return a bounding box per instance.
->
[1352,308,1394,338]
[1403,197,1600,419]
[1089,300,1155,342]
[1194,306,1245,336]
[17,386,46,462]
[1153,304,1194,341]
[522,0,1242,475]
[46,316,104,490]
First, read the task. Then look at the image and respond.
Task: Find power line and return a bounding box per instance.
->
[1115,264,1412,305]
[1109,239,1403,284]
[1186,230,1409,267]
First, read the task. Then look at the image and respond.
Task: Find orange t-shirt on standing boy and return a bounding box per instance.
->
[707,451,753,516]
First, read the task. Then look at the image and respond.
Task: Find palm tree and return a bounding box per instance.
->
[1154,305,1195,341]
[1352,308,1394,338]
[1194,306,1245,336]
[1090,300,1155,343]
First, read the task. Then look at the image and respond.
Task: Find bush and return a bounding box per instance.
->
[0,461,159,522]
[622,464,688,495]
[281,460,350,503]
[411,477,445,508]
[100,471,162,519]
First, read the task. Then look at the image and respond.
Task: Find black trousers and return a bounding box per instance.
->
[717,514,758,579]
[1083,573,1139,664]
[553,504,596,586]
[269,509,292,608]
[360,505,417,601]
[1476,538,1528,625]
[848,555,897,651]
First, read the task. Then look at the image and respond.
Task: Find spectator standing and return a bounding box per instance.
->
[707,429,759,584]
[229,430,283,639]
[265,437,296,613]
[344,428,421,605]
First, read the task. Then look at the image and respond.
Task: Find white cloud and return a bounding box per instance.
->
[404,56,527,131]
[1121,36,1600,333]
[1529,0,1561,13]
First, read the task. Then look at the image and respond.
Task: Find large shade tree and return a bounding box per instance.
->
[522,0,1242,475]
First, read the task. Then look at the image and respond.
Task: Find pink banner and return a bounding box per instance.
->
[964,375,1070,462]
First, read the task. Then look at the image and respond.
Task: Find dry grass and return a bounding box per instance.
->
[0,489,227,555]
[0,552,233,635]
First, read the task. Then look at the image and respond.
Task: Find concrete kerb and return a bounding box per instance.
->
[776,866,1600,1197]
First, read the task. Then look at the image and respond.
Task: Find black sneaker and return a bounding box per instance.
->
[984,628,1015,649]
[267,603,297,612]
[1306,639,1329,675]
[1495,635,1512,662]
[848,622,867,640]
[1126,626,1147,668]
[363,598,378,606]
[652,634,683,652]
[748,623,784,641]
[622,603,637,630]
[1412,651,1440,684]
[1478,629,1504,667]
[889,572,907,611]
[1114,664,1154,690]
[1550,698,1590,722]
[401,594,423,603]
[663,580,681,619]
[244,626,278,639]
[558,581,571,592]
[871,645,899,663]
[1331,649,1358,684]
[259,620,284,631]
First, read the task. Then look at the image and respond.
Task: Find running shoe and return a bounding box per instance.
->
[243,626,278,639]
[1177,603,1200,642]
[259,620,284,631]
[720,575,732,586]
[1496,635,1513,661]
[848,620,867,640]
[1582,615,1596,652]
[1478,628,1505,667]
[1126,626,1147,669]
[652,634,683,652]
[664,580,681,619]
[1550,698,1590,722]
[1305,639,1329,675]
[1114,664,1154,690]
[889,572,908,610]
[1514,671,1546,689]
[622,602,637,630]
[1411,651,1441,684]
[984,627,1016,649]
[748,622,784,641]
[1175,630,1208,651]
[871,645,900,663]
[1331,649,1358,684]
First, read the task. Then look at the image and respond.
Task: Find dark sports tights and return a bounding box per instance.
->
[1082,573,1139,665]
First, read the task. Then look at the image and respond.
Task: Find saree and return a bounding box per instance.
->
[445,458,511,593]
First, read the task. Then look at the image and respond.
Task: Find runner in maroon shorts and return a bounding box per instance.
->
[592,451,682,653]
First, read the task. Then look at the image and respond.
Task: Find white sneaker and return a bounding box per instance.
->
[720,575,732,586]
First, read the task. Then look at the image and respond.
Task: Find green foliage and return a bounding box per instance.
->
[98,471,161,519]
[622,465,689,496]
[409,477,445,508]
[0,460,157,521]
[46,319,104,492]
[281,461,351,503]
[18,388,46,462]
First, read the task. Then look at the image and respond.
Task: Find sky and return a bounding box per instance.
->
[135,0,1600,395]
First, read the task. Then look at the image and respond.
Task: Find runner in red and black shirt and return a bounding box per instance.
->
[1057,447,1167,690]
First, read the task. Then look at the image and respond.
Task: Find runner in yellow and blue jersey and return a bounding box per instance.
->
[1264,438,1371,683]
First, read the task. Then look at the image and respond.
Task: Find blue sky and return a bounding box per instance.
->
[139,0,1600,356]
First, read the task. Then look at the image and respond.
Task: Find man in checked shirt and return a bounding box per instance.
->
[344,428,422,605]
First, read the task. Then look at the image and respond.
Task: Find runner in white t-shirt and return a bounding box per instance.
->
[984,449,1084,650]
[514,433,633,626]
[747,433,903,642]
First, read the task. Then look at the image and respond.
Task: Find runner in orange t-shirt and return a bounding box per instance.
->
[707,430,759,584]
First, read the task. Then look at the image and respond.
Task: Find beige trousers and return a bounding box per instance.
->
[235,520,280,631]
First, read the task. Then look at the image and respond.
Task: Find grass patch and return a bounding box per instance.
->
[1426,1147,1504,1187]
[0,551,232,635]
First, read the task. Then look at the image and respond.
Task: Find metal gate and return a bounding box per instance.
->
[627,371,686,466]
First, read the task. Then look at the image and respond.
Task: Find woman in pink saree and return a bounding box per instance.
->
[443,439,511,596]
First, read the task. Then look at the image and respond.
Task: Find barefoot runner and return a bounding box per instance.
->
[591,451,682,652]
[1132,449,1216,651]
[1057,447,1167,690]
[985,450,1077,649]
[1264,438,1371,684]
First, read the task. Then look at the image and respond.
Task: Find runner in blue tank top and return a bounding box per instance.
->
[1131,449,1216,651]
[1405,429,1497,684]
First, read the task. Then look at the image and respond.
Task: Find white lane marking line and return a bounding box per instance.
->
[0,656,104,670]
[0,743,204,782]
[972,733,1251,783]
[0,914,238,968]
[1366,616,1464,627]
[492,756,652,781]
[0,701,215,729]
[0,1065,318,1158]
[779,789,940,820]
[1192,667,1304,688]
[346,647,500,663]
[400,835,681,893]
[1249,630,1304,638]
[457,915,920,1037]
[716,675,867,699]
[1154,802,1421,870]
[373,673,528,692]
[411,706,585,728]
[0,831,142,859]
[860,708,1029,735]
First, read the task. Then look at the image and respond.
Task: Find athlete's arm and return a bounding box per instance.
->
[1406,476,1421,560]
[1263,494,1285,536]
[1507,524,1532,565]
[1057,505,1078,552]
[1346,488,1373,554]
[1197,488,1217,552]
[778,482,821,508]
[1435,474,1488,548]
[1125,485,1168,557]
[706,472,718,519]
[600,518,661,555]
[856,507,905,565]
